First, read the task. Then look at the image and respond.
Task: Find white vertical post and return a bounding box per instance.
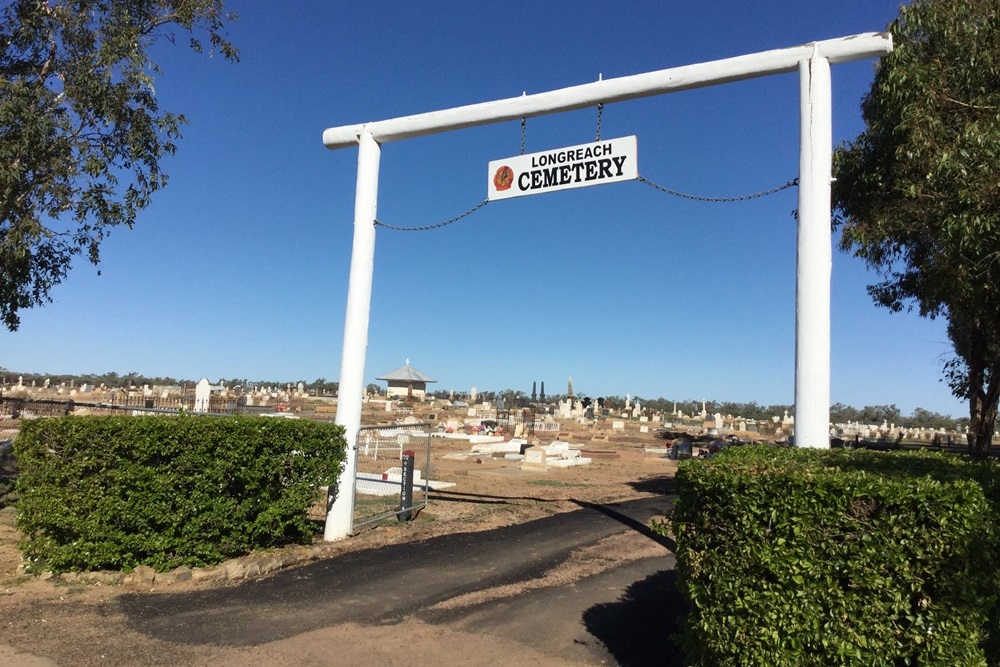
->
[794,55,832,448]
[326,131,381,541]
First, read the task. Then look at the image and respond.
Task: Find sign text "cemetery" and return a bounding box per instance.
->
[488,136,638,201]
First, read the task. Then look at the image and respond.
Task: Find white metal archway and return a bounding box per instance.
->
[322,33,893,541]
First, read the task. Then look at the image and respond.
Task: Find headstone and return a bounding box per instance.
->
[612,420,625,430]
[194,378,211,413]
[521,446,547,471]
[467,407,477,417]
[640,425,649,433]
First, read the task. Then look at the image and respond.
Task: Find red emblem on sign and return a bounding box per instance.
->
[493,165,514,191]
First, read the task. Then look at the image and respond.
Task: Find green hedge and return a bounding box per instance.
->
[15,415,346,573]
[658,446,1000,666]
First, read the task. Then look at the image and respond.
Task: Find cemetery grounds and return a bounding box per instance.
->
[0,409,680,666]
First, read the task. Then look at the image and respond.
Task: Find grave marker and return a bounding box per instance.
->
[521,446,547,471]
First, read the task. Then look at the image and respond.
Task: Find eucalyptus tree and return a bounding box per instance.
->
[834,0,1000,455]
[0,0,237,330]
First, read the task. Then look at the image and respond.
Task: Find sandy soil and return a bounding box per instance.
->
[0,415,681,667]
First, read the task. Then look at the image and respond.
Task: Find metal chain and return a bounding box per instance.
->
[372,176,794,232]
[374,199,490,232]
[520,118,526,155]
[595,103,604,141]
[638,175,798,202]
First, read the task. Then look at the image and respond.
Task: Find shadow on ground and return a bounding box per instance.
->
[583,569,687,667]
[627,475,677,495]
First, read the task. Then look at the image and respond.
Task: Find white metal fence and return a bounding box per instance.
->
[352,423,431,532]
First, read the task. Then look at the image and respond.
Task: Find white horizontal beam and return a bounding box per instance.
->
[323,32,891,149]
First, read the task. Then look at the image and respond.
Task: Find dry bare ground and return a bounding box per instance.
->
[0,423,680,666]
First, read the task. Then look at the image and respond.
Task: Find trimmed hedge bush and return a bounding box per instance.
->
[15,415,346,573]
[659,446,1000,666]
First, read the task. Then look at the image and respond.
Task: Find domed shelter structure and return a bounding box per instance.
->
[376,360,436,399]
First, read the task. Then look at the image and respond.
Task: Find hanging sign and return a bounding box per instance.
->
[487,135,638,201]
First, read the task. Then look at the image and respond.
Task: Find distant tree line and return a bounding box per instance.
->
[3,368,963,430]
[0,369,339,396]
[428,387,965,431]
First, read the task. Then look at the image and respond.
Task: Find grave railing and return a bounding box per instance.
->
[351,423,431,532]
[0,394,282,419]
[496,407,535,439]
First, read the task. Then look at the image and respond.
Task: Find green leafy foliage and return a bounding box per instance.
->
[0,0,237,330]
[14,415,345,573]
[833,0,1000,455]
[658,446,1000,666]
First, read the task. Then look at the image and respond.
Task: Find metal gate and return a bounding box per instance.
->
[352,423,431,532]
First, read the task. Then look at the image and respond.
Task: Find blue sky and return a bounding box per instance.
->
[1,1,966,417]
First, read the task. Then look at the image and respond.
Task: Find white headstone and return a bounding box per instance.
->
[194,378,211,413]
[521,446,547,471]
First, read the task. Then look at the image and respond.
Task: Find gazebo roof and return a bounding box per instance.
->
[376,361,436,383]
